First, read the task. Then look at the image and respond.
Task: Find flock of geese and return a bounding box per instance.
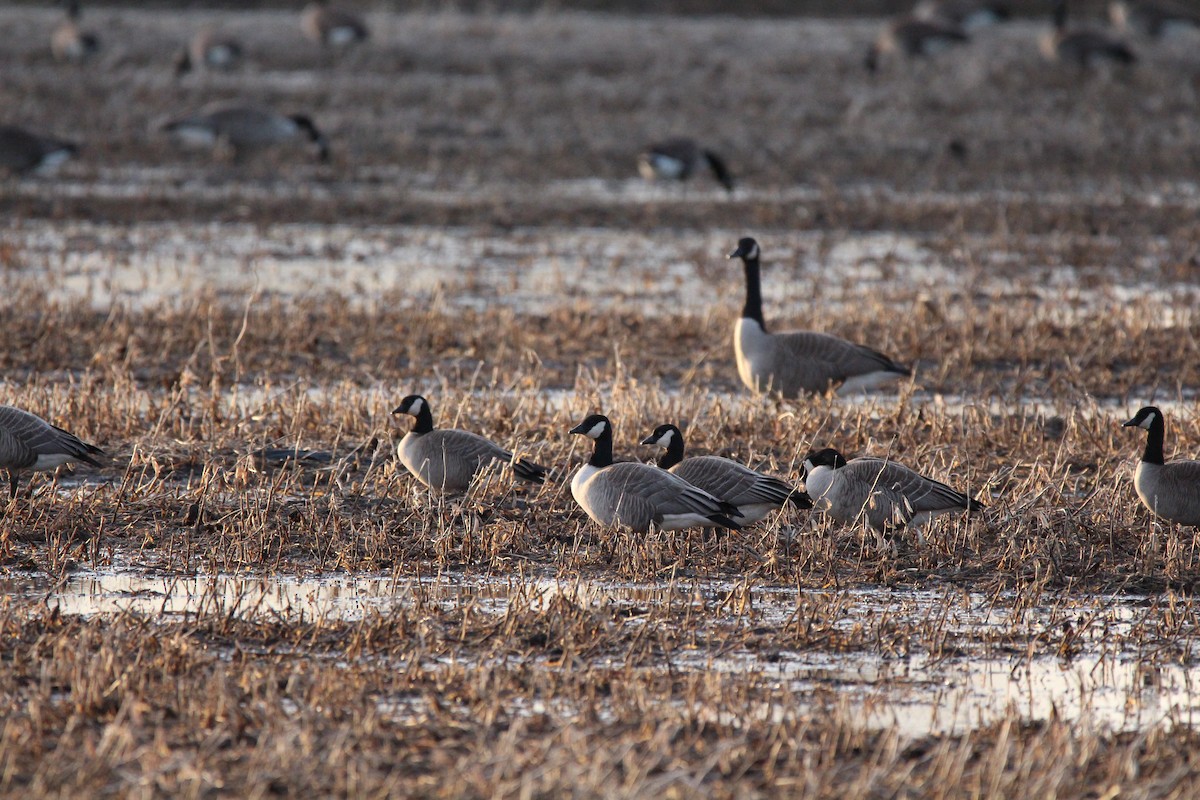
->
[4,1,1199,179]
[2,234,1197,537]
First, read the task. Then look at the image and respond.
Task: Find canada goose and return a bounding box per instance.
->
[637,138,734,192]
[727,237,911,397]
[159,105,330,162]
[301,1,369,47]
[913,0,1011,30]
[569,414,742,533]
[175,31,244,76]
[0,125,78,176]
[865,15,969,72]
[1123,407,1200,526]
[641,423,811,525]
[391,394,547,493]
[802,448,983,531]
[0,405,104,498]
[1043,1,1137,66]
[1110,0,1200,37]
[51,1,99,63]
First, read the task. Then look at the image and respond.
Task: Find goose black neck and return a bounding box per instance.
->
[656,434,685,470]
[589,428,614,468]
[1142,415,1165,465]
[410,405,435,434]
[740,255,766,330]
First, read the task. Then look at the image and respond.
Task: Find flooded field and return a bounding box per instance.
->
[4,4,1200,797]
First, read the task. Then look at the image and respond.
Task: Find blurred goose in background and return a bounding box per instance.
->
[301,1,369,47]
[175,31,244,76]
[802,448,983,531]
[913,0,1011,30]
[569,414,742,533]
[727,237,911,397]
[865,15,969,72]
[51,0,99,62]
[1109,0,1200,37]
[392,394,547,494]
[641,423,810,525]
[0,405,104,498]
[1123,407,1200,526]
[637,138,734,192]
[159,105,330,162]
[0,125,78,176]
[1043,0,1137,65]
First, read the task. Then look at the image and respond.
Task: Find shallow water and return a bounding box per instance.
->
[10,569,1197,737]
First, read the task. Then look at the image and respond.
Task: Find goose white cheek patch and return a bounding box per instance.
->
[586,421,607,439]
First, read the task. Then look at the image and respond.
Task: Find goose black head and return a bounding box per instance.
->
[289,114,330,162]
[569,414,611,440]
[392,394,427,417]
[1123,406,1162,431]
[728,237,760,262]
[640,423,680,449]
[803,448,848,475]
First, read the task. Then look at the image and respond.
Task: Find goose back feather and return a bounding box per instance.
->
[0,405,104,497]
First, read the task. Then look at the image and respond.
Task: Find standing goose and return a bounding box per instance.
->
[1043,0,1137,66]
[1110,1,1200,38]
[1123,407,1200,526]
[637,138,734,192]
[727,237,911,397]
[641,423,810,524]
[865,15,969,72]
[569,414,742,533]
[0,405,104,498]
[392,394,547,494]
[803,448,983,531]
[159,105,330,162]
[301,1,369,47]
[51,1,99,63]
[175,31,244,76]
[0,125,78,176]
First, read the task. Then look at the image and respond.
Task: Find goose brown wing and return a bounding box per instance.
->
[0,406,101,466]
[846,458,970,514]
[773,331,908,390]
[601,463,731,518]
[424,429,513,486]
[673,456,795,507]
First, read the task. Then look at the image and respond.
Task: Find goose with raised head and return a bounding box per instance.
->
[0,125,78,176]
[0,405,104,498]
[569,414,742,533]
[727,237,911,397]
[392,394,547,494]
[301,1,369,47]
[159,105,330,162]
[802,448,983,531]
[1123,406,1200,526]
[1110,0,1200,37]
[51,1,99,62]
[1043,0,1137,65]
[641,423,810,525]
[865,15,969,72]
[638,138,734,192]
[175,31,244,76]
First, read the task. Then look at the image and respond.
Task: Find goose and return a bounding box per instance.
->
[865,15,969,72]
[641,423,811,525]
[159,105,330,162]
[391,394,547,493]
[0,405,104,498]
[569,414,742,533]
[1042,0,1137,66]
[51,1,99,63]
[1123,406,1200,526]
[174,31,244,76]
[802,448,983,531]
[301,1,369,47]
[637,138,734,192]
[0,125,78,176]
[913,0,1011,30]
[1110,0,1200,37]
[727,237,911,397]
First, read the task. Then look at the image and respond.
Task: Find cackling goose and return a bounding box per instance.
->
[301,1,369,47]
[913,0,1011,30]
[641,423,810,524]
[160,105,330,162]
[1123,406,1200,526]
[0,405,104,498]
[803,448,983,531]
[51,1,99,63]
[392,394,547,493]
[175,31,244,76]
[569,414,742,533]
[727,237,910,397]
[1110,0,1200,37]
[1043,0,1137,65]
[0,125,78,176]
[638,138,734,192]
[865,15,969,72]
